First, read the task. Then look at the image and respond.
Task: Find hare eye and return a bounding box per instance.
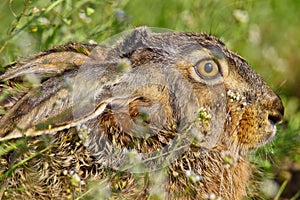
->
[194,60,220,79]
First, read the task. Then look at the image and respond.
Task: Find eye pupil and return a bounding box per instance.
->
[194,59,220,80]
[204,63,213,73]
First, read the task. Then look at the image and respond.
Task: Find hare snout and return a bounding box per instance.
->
[231,86,284,152]
[267,94,284,126]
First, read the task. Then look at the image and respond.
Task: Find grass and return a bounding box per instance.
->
[0,0,299,199]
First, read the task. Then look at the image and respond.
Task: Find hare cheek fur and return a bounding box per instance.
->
[223,62,284,153]
[0,28,284,199]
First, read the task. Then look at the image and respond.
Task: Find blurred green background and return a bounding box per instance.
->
[0,0,299,199]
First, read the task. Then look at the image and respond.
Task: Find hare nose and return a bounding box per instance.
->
[268,112,283,125]
[268,94,284,125]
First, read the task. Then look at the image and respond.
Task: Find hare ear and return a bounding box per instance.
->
[0,43,115,141]
[0,43,101,81]
[0,72,112,142]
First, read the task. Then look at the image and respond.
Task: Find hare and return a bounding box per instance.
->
[0,27,284,199]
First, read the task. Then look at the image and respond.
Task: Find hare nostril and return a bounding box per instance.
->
[268,93,284,125]
[268,112,283,125]
[278,102,285,118]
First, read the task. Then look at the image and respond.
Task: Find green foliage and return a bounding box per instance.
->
[0,0,299,199]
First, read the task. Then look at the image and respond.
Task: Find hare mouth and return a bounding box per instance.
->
[257,123,277,148]
[266,122,277,139]
[240,121,278,153]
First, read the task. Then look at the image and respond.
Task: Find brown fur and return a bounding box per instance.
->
[0,27,283,199]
